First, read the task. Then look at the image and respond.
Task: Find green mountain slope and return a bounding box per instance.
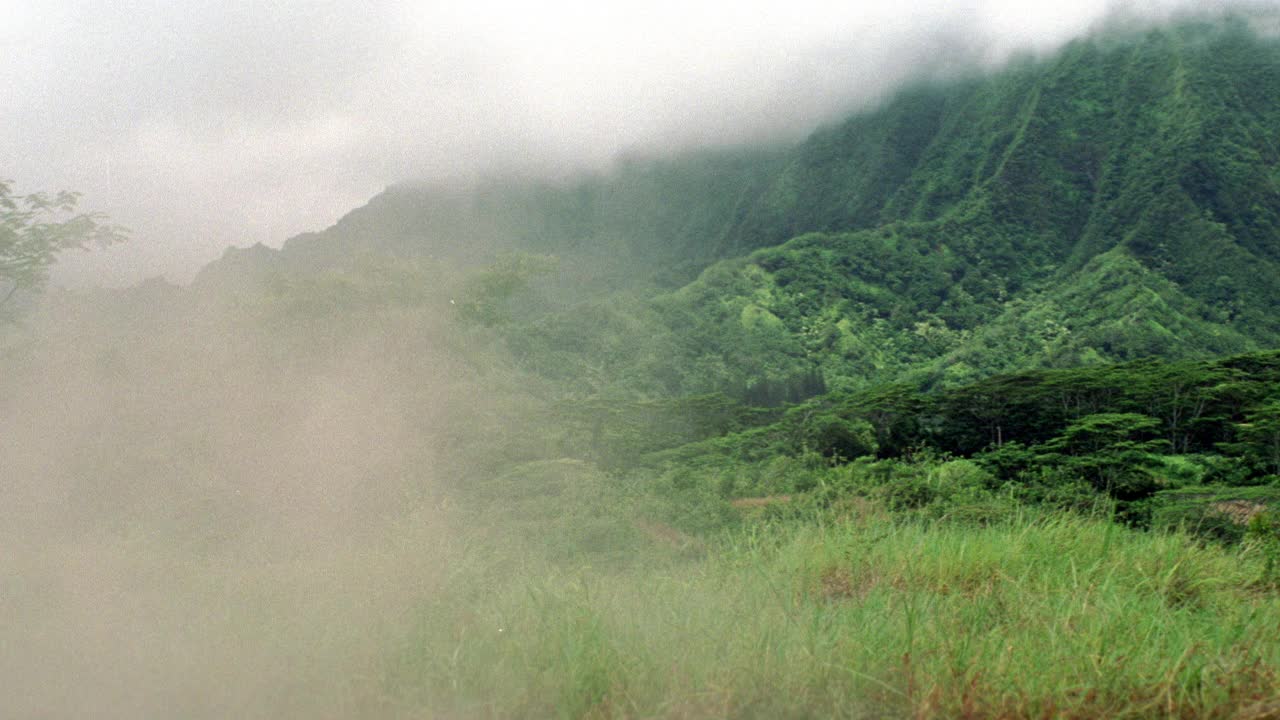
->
[193,14,1280,399]
[195,146,787,291]
[627,17,1280,395]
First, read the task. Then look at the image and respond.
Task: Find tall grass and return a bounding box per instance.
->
[387,512,1280,719]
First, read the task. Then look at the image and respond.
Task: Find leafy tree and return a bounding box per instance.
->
[1219,398,1280,476]
[795,412,877,460]
[847,383,925,457]
[1035,413,1168,499]
[1120,362,1233,453]
[0,180,125,311]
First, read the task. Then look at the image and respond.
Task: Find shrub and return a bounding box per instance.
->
[1150,485,1280,544]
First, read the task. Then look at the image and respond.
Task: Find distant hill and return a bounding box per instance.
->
[194,13,1280,398]
[194,147,788,290]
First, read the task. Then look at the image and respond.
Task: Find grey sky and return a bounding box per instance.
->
[0,0,1263,286]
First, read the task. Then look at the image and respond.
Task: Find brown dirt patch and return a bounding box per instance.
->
[1211,501,1269,525]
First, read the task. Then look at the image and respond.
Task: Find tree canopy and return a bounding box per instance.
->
[0,179,125,310]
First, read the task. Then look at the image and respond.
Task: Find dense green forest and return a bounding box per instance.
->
[4,12,1280,720]
[199,16,1280,399]
[189,17,1280,522]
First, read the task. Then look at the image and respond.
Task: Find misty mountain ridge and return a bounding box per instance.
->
[192,15,1280,397]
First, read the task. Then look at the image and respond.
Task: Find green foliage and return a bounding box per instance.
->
[391,513,1280,719]
[862,458,1009,521]
[1247,510,1280,588]
[468,458,649,563]
[455,253,558,328]
[187,20,1280,411]
[640,351,1280,524]
[515,22,1280,399]
[261,254,444,319]
[1151,485,1280,544]
[1219,397,1280,475]
[0,179,125,311]
[1034,413,1168,497]
[784,407,877,460]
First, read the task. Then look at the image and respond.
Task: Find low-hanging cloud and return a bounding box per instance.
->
[1,0,1272,286]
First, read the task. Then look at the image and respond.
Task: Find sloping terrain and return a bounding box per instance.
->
[192,18,1280,402]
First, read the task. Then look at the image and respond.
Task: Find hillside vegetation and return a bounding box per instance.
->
[198,17,1280,399]
[5,12,1280,720]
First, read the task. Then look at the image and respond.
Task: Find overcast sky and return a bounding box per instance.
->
[0,0,1266,286]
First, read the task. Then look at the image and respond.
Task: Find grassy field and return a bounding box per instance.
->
[386,509,1280,719]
